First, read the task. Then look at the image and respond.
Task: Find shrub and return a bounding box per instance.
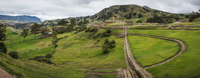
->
[102,39,116,54]
[110,40,115,44]
[104,39,109,44]
[29,56,54,64]
[97,39,100,42]
[106,29,111,33]
[8,51,18,59]
[37,58,54,64]
[102,47,109,54]
[45,53,52,58]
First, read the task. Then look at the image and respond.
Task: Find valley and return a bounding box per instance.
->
[0,4,200,78]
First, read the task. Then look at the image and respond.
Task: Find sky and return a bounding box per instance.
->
[0,0,199,21]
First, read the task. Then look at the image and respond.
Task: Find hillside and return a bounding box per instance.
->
[40,4,187,26]
[90,4,187,23]
[0,15,41,23]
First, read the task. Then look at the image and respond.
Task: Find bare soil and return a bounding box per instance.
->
[0,68,15,78]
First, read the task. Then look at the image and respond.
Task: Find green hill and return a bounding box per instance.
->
[40,5,188,26]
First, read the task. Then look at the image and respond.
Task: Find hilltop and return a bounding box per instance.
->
[40,4,188,26]
[0,15,41,23]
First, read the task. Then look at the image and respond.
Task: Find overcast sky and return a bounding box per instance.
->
[0,0,199,21]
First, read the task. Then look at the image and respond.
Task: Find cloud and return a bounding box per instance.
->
[0,0,199,20]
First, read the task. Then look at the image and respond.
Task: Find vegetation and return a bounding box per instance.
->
[128,36,178,66]
[0,42,7,53]
[0,23,6,41]
[189,10,200,22]
[31,23,40,38]
[8,51,19,59]
[40,27,49,35]
[127,30,200,78]
[1,4,200,78]
[20,29,29,40]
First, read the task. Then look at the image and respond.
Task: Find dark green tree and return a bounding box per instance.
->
[58,19,68,26]
[0,42,7,53]
[21,29,29,40]
[52,27,57,47]
[70,18,76,27]
[0,23,6,41]
[31,23,40,38]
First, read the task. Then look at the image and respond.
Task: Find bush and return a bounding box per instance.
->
[45,53,52,58]
[0,42,7,53]
[102,39,116,54]
[8,51,18,59]
[29,56,54,64]
[104,39,109,44]
[102,47,109,54]
[37,58,54,64]
[106,29,111,33]
[110,40,115,44]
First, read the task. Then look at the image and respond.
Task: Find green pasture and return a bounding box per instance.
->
[127,29,200,78]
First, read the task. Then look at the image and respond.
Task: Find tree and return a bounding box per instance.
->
[70,18,76,27]
[58,19,68,26]
[0,23,6,41]
[52,27,57,47]
[31,23,40,38]
[21,29,29,40]
[0,42,7,53]
[8,51,19,59]
[40,27,49,35]
[189,11,200,22]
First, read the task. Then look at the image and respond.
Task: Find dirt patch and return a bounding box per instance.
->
[85,71,116,74]
[0,68,15,78]
[85,75,103,78]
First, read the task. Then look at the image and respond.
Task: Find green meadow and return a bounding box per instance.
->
[1,27,125,78]
[127,29,200,78]
[128,36,178,67]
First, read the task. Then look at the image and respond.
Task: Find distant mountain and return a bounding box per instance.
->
[0,15,41,23]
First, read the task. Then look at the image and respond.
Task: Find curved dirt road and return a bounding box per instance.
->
[0,68,15,78]
[128,34,187,69]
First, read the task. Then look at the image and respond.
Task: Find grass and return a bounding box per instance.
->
[169,22,200,26]
[53,30,126,69]
[127,29,200,78]
[106,23,124,26]
[1,28,126,78]
[128,36,178,67]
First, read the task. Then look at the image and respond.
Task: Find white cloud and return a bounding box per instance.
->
[0,0,199,20]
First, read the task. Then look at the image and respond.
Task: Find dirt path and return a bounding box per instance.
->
[0,68,15,78]
[10,27,20,33]
[124,29,154,78]
[128,34,187,69]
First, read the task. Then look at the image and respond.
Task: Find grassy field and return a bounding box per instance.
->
[127,29,200,78]
[53,30,126,69]
[1,27,125,78]
[128,36,178,67]
[106,23,124,26]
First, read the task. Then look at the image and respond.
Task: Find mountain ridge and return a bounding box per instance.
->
[0,15,42,23]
